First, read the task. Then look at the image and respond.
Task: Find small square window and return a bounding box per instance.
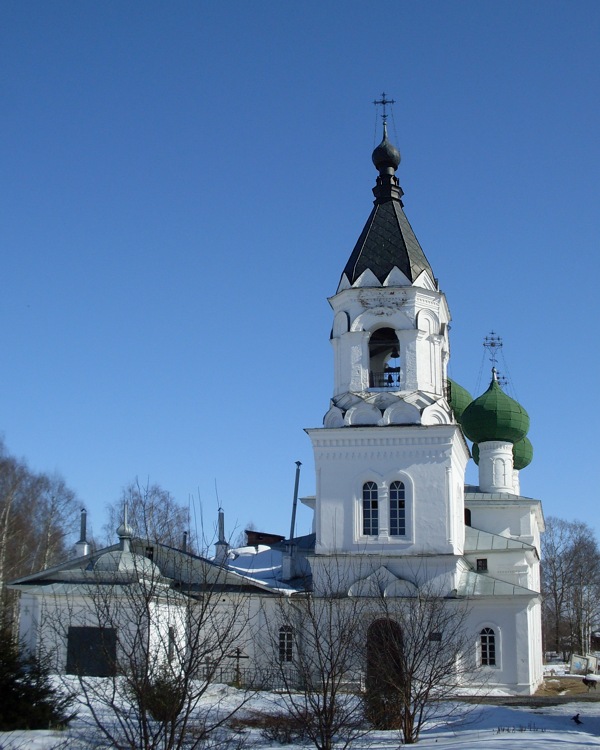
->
[476,558,488,571]
[429,632,442,642]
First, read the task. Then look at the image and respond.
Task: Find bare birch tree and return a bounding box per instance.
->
[0,448,29,614]
[104,479,194,551]
[0,441,80,627]
[542,516,600,658]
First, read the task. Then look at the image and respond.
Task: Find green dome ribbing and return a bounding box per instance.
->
[461,373,529,444]
[447,378,473,424]
[471,437,533,469]
[513,436,533,470]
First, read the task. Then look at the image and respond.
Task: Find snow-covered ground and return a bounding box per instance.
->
[2,681,600,749]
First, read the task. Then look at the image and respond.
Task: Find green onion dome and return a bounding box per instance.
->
[513,436,533,470]
[447,378,473,424]
[461,370,529,444]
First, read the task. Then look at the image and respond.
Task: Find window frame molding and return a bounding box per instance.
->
[354,470,384,543]
[354,471,414,544]
[389,479,407,537]
[383,471,414,544]
[476,622,501,670]
[361,480,380,537]
[278,625,294,663]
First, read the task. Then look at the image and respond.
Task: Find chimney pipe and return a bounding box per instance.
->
[215,507,229,565]
[74,508,90,558]
[289,461,302,541]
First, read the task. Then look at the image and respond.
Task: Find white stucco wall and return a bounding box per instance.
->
[308,424,468,558]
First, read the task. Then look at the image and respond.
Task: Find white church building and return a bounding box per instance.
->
[10,121,544,695]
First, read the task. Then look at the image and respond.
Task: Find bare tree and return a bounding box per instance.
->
[104,479,193,550]
[233,522,256,549]
[542,516,600,658]
[265,561,371,750]
[366,581,472,744]
[266,559,474,749]
[27,473,80,571]
[0,447,30,611]
[41,537,257,750]
[0,441,80,627]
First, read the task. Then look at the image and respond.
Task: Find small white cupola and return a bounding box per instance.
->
[94,505,161,580]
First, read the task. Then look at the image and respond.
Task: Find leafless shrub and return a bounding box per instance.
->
[230,710,309,744]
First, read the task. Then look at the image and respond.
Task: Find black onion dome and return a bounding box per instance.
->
[372,122,401,172]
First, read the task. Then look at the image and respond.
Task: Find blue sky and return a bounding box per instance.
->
[2,1,599,546]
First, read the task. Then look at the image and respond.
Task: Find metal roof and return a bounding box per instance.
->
[339,128,435,288]
[457,570,538,598]
[464,526,536,553]
[342,197,433,286]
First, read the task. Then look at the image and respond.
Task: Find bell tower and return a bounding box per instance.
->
[307,117,469,572]
[326,121,451,427]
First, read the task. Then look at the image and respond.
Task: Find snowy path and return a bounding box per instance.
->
[3,690,600,748]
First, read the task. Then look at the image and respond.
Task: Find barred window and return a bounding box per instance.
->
[279,626,293,663]
[363,482,379,536]
[480,627,496,666]
[389,481,406,536]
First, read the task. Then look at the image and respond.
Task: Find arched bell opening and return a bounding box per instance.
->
[368,328,401,388]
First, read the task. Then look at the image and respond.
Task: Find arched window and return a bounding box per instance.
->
[480,627,496,666]
[389,481,405,536]
[464,508,472,527]
[279,626,293,663]
[363,481,379,536]
[368,328,400,388]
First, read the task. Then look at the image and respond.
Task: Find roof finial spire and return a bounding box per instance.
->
[483,332,508,387]
[373,91,396,124]
[372,92,401,176]
[483,331,503,367]
[117,502,134,552]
